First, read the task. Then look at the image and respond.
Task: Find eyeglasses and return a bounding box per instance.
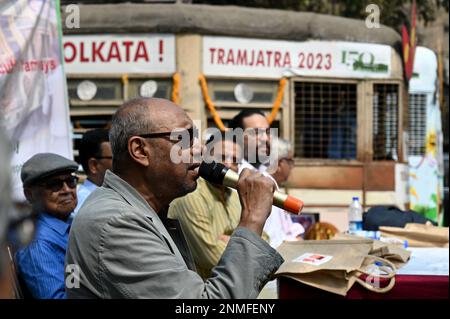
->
[138,127,198,149]
[39,175,79,192]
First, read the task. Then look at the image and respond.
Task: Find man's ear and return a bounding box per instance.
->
[87,157,98,175]
[23,187,34,203]
[128,136,151,167]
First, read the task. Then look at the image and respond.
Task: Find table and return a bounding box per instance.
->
[278,275,448,299]
[278,247,449,299]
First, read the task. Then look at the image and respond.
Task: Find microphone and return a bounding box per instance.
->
[199,161,304,215]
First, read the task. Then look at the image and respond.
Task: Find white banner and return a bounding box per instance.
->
[63,34,176,74]
[0,0,73,201]
[408,47,444,223]
[410,47,438,93]
[203,36,392,79]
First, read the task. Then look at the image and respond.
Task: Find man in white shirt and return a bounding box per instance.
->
[74,128,112,213]
[264,138,304,248]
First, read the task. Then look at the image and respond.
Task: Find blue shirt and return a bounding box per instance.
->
[16,213,72,299]
[74,179,97,214]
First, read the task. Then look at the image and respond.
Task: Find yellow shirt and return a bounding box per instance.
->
[168,177,241,279]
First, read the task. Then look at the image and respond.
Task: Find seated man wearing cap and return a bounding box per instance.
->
[16,153,78,299]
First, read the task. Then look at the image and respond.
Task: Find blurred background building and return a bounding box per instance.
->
[59,0,449,228]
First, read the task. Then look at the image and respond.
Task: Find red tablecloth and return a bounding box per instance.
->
[278,275,449,299]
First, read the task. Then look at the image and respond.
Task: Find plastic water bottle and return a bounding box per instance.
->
[348,197,363,233]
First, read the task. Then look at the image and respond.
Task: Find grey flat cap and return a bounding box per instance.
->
[21,153,79,187]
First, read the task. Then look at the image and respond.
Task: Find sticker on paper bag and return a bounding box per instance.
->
[292,253,333,266]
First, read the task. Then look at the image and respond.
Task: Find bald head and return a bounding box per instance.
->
[110,98,189,169]
[109,98,201,209]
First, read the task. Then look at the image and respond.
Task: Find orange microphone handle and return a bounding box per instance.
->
[273,191,304,215]
[283,195,304,215]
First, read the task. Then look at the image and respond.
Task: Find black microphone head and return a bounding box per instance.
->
[199,161,228,185]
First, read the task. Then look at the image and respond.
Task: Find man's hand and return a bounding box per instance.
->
[236,169,275,236]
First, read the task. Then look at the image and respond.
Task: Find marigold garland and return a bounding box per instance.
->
[199,75,287,131]
[172,73,180,104]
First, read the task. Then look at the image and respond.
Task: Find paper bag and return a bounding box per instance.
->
[275,240,396,296]
[333,233,411,269]
[380,223,449,248]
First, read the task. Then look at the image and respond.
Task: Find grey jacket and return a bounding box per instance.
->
[65,170,283,298]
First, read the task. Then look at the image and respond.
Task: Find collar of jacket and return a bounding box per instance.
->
[102,170,186,264]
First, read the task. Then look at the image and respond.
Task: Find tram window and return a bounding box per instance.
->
[206,118,280,135]
[294,81,357,160]
[71,114,112,163]
[205,80,281,145]
[253,92,274,103]
[128,79,172,100]
[68,79,123,101]
[209,80,278,104]
[373,84,399,160]
[215,90,235,102]
[71,115,111,131]
[409,93,427,156]
[67,76,173,165]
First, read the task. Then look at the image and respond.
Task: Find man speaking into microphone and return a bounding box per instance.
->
[65,98,284,299]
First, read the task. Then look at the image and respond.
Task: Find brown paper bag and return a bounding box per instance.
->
[333,233,411,269]
[275,240,396,296]
[380,223,449,248]
[370,239,411,268]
